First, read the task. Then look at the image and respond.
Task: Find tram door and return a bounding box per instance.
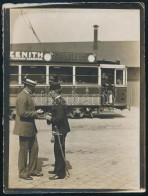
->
[114,69,127,107]
[101,68,114,106]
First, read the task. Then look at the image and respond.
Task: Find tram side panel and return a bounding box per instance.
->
[32,86,102,115]
[9,85,127,119]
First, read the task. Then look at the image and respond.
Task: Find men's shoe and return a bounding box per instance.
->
[49,175,65,180]
[19,175,33,180]
[48,171,56,174]
[30,172,43,177]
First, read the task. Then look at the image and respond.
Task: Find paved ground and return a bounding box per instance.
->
[8,107,140,192]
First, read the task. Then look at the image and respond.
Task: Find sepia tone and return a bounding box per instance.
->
[3,3,145,193]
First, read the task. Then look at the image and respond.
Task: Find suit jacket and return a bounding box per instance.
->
[47,96,70,134]
[13,89,38,137]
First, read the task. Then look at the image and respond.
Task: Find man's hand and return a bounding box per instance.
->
[37,109,44,114]
[46,114,52,121]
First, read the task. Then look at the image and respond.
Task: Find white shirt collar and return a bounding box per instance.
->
[24,88,29,94]
[55,95,61,100]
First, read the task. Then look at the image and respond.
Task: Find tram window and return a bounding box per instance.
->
[76,67,98,84]
[22,66,46,84]
[101,69,114,86]
[10,66,18,84]
[49,66,72,84]
[116,70,123,85]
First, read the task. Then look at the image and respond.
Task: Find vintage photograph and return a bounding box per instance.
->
[3,3,145,193]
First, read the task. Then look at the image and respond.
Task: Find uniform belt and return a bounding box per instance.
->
[52,130,62,135]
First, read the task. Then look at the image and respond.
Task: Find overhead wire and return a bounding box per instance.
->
[20,9,43,50]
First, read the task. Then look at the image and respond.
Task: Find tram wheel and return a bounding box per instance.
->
[79,111,84,118]
[68,110,75,118]
[89,112,93,118]
[69,110,84,119]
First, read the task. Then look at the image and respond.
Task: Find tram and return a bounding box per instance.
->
[9,51,128,119]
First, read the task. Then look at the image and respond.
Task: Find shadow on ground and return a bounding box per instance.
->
[51,160,72,170]
[80,113,125,119]
[95,113,125,119]
[10,112,125,121]
[37,157,49,172]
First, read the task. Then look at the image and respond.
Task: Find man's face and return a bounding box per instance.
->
[28,85,35,94]
[50,90,57,99]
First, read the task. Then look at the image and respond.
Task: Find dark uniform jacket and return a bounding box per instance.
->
[47,96,70,134]
[13,89,38,137]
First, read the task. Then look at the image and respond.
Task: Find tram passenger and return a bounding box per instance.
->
[39,75,46,84]
[46,83,70,180]
[49,75,58,84]
[76,79,82,84]
[116,77,123,84]
[102,73,109,87]
[13,76,44,180]
[58,77,65,84]
[102,72,114,104]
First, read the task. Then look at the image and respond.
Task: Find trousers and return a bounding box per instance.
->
[18,135,39,177]
[54,134,66,178]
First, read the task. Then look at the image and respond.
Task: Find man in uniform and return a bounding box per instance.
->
[13,77,44,180]
[46,83,70,180]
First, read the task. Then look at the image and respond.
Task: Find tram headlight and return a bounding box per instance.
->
[44,53,52,61]
[88,54,95,63]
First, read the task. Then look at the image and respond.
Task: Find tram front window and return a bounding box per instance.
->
[49,66,72,84]
[22,66,46,84]
[101,69,114,86]
[116,70,123,85]
[10,66,18,84]
[76,67,98,84]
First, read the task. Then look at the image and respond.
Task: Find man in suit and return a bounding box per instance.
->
[46,83,70,180]
[13,77,44,180]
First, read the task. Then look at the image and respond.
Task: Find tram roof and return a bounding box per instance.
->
[10,61,127,69]
[10,41,140,67]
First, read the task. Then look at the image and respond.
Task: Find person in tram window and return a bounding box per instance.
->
[116,71,123,85]
[46,83,71,180]
[58,77,65,84]
[49,75,58,84]
[102,73,110,87]
[102,72,114,104]
[13,76,44,180]
[116,76,123,85]
[39,74,46,84]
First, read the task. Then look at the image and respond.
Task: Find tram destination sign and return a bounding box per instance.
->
[10,51,96,63]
